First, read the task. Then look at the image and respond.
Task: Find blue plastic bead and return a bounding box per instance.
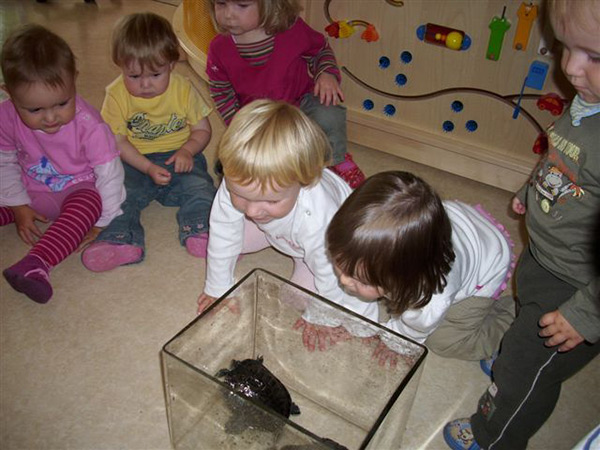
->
[461,34,472,51]
[363,99,374,110]
[443,120,455,132]
[383,104,396,116]
[395,74,407,86]
[451,101,463,112]
[466,120,478,132]
[379,56,391,69]
[400,51,413,64]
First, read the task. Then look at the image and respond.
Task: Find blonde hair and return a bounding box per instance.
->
[207,0,302,35]
[217,99,329,191]
[1,24,76,95]
[548,0,600,36]
[111,13,180,70]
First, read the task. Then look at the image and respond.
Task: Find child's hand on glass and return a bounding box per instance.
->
[77,226,103,252]
[370,338,416,368]
[197,292,240,316]
[313,73,345,107]
[197,293,217,314]
[372,339,400,368]
[11,204,48,246]
[293,318,352,351]
[147,163,172,186]
[166,148,194,173]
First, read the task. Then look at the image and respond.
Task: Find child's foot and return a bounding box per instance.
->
[329,153,366,189]
[81,242,142,272]
[443,418,481,450]
[3,254,52,304]
[480,351,498,377]
[186,233,209,258]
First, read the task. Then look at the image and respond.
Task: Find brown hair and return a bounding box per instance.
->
[111,13,180,71]
[1,24,76,95]
[207,0,302,35]
[327,171,455,315]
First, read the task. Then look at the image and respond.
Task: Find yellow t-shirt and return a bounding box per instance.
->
[101,73,212,155]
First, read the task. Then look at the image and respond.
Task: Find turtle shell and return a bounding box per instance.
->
[216,356,300,418]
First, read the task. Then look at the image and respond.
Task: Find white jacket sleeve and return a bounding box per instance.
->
[93,157,126,227]
[0,150,30,207]
[383,292,455,344]
[204,182,244,297]
[302,240,380,337]
[296,172,380,336]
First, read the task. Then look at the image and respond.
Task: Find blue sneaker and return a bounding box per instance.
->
[443,418,481,450]
[480,351,498,377]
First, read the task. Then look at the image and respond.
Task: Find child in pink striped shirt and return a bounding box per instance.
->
[206,0,365,189]
[0,24,125,304]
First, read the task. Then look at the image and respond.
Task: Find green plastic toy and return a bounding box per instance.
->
[487,6,511,61]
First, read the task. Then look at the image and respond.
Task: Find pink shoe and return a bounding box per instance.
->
[186,233,209,258]
[329,153,366,189]
[82,242,142,272]
[3,254,52,304]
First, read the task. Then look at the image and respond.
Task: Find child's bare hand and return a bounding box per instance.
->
[293,318,352,351]
[512,197,526,215]
[372,340,399,368]
[166,148,194,173]
[147,164,171,185]
[313,73,344,106]
[197,293,240,316]
[197,293,217,314]
[11,205,48,246]
[361,335,381,347]
[76,226,103,252]
[539,310,584,352]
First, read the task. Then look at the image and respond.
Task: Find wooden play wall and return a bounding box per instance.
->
[301,0,571,191]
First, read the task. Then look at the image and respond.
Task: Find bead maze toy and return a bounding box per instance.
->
[175,0,571,193]
[513,2,538,51]
[486,6,511,60]
[416,23,472,51]
[323,0,384,42]
[536,93,566,116]
[525,60,549,90]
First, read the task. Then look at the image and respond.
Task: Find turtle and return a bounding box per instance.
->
[216,356,300,434]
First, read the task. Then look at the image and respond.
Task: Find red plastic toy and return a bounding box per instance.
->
[536,93,565,116]
[532,132,548,154]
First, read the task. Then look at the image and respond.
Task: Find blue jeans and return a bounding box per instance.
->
[299,93,347,165]
[96,151,216,261]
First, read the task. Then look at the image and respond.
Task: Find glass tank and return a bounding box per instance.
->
[162,269,427,449]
